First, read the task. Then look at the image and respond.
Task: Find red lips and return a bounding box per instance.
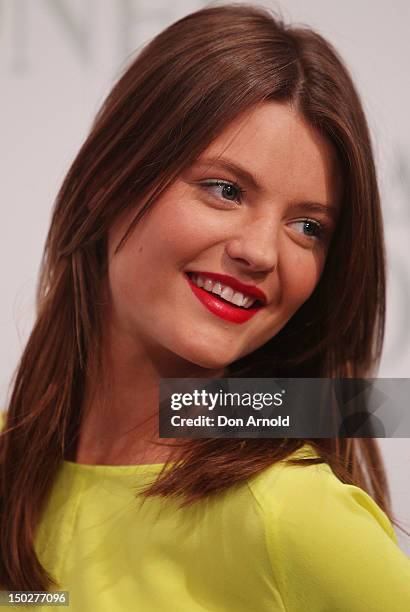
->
[187,271,267,305]
[185,271,266,324]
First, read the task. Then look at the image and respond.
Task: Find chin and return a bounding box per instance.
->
[181,353,230,371]
[178,343,237,372]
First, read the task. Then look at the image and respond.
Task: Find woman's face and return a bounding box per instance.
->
[107,101,341,370]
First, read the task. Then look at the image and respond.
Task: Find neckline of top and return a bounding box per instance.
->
[62,458,169,474]
[61,443,320,475]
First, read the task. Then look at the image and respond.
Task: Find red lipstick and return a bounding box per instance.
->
[185,271,266,324]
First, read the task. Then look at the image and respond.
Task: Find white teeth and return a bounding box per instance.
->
[190,273,258,308]
[232,291,245,307]
[211,282,223,296]
[204,278,214,292]
[220,286,234,301]
[242,296,255,308]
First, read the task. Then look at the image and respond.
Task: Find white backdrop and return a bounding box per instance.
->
[1,0,409,553]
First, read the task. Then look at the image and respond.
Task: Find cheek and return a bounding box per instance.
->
[105,200,208,326]
[281,248,324,312]
[137,195,215,262]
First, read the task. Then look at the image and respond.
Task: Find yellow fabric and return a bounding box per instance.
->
[1,412,410,610]
[34,448,410,612]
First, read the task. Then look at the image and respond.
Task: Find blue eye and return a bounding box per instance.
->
[199,181,328,243]
[200,179,246,204]
[290,219,325,240]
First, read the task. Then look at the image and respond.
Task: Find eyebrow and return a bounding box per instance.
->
[191,156,339,220]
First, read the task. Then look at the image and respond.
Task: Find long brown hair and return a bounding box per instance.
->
[0,3,403,590]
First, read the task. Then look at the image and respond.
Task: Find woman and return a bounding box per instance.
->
[1,3,409,610]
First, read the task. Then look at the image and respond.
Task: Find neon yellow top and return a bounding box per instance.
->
[1,410,410,610]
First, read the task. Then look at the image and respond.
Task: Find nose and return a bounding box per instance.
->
[225,215,279,273]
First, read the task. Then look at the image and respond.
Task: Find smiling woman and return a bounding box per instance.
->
[106,101,340,366]
[1,2,409,610]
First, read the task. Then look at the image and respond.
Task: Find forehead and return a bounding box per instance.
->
[198,101,342,211]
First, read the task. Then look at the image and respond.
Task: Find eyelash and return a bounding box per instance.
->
[199,179,328,242]
[200,179,246,204]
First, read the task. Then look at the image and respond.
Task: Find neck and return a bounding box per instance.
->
[74,320,224,465]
